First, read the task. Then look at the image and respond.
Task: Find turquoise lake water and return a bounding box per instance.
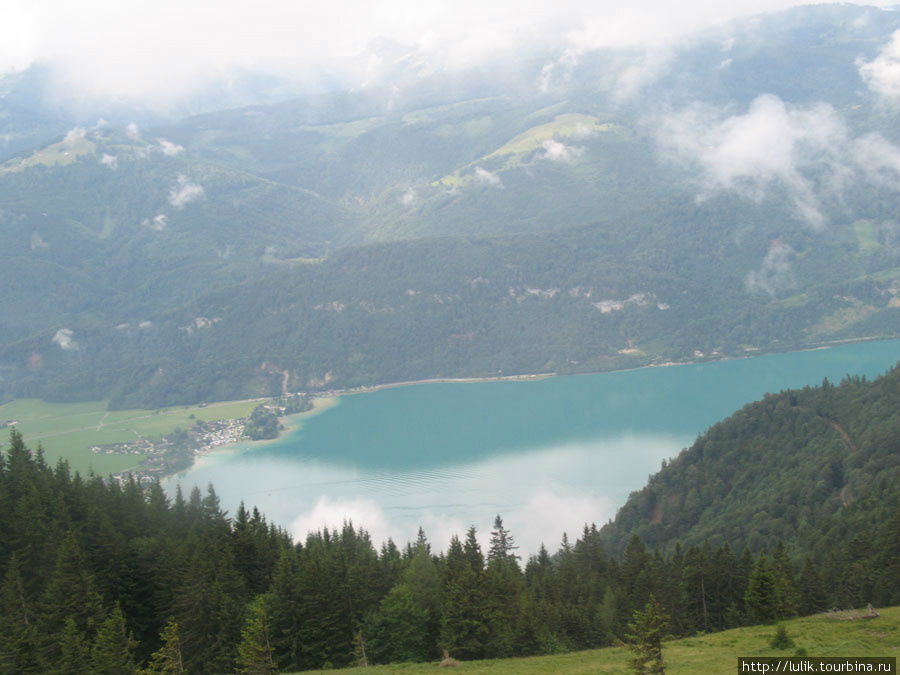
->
[168,340,900,555]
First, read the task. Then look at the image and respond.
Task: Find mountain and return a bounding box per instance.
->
[2,4,900,407]
[601,363,900,566]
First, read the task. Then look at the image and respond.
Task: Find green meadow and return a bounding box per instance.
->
[300,607,900,674]
[0,397,262,475]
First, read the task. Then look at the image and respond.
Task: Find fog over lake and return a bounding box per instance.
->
[168,340,900,555]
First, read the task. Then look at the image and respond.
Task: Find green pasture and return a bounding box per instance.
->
[854,219,880,253]
[1,134,96,172]
[300,607,900,674]
[0,397,262,475]
[434,113,613,188]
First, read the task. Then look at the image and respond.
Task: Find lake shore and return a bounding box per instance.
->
[179,334,898,471]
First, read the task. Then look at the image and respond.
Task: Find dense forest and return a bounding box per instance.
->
[2,366,898,672]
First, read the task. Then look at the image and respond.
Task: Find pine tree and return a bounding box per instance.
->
[58,616,91,674]
[235,596,277,674]
[37,531,106,669]
[440,533,488,660]
[745,557,779,625]
[0,553,40,673]
[90,603,139,674]
[146,617,185,674]
[625,594,669,674]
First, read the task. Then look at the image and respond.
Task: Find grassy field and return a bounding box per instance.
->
[1,133,96,172]
[435,114,614,188]
[299,607,900,674]
[0,397,262,475]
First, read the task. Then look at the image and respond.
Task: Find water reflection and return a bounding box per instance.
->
[168,433,689,556]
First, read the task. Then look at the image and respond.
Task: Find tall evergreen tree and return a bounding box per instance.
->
[90,602,139,674]
[745,557,780,625]
[625,594,669,674]
[235,595,277,675]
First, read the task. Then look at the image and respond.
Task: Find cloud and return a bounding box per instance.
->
[745,240,795,296]
[541,138,584,163]
[654,94,853,228]
[157,138,184,156]
[852,132,900,190]
[0,0,838,109]
[125,122,139,139]
[858,29,900,104]
[63,127,86,144]
[99,153,118,169]
[52,328,78,350]
[149,213,168,230]
[656,93,900,227]
[474,166,503,188]
[168,175,204,209]
[290,496,393,543]
[400,187,416,205]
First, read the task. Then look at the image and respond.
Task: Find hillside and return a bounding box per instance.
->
[2,4,900,407]
[301,607,900,674]
[601,364,900,568]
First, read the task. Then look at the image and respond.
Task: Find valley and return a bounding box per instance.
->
[2,2,900,672]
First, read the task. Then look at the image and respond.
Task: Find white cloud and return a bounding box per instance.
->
[0,0,860,109]
[656,93,900,227]
[138,320,153,329]
[52,328,78,350]
[541,138,584,163]
[852,132,900,190]
[150,213,168,230]
[400,187,416,205]
[654,94,852,228]
[168,175,204,209]
[125,122,139,139]
[745,240,795,296]
[99,153,118,169]
[474,166,503,187]
[858,29,900,104]
[290,496,393,543]
[157,138,184,156]
[63,127,86,144]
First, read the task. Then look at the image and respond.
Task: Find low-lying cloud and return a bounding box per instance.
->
[541,138,584,163]
[63,127,86,144]
[858,29,900,104]
[474,166,503,187]
[168,175,204,209]
[655,93,900,228]
[745,240,795,296]
[157,138,184,156]
[52,328,78,350]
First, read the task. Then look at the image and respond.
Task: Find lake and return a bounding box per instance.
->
[167,340,900,556]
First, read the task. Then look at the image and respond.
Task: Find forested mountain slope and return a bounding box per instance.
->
[2,4,900,407]
[602,364,900,566]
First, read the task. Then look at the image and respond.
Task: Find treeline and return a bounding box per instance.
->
[2,426,898,672]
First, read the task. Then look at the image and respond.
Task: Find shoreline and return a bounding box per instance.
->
[182,394,341,473]
[169,334,899,475]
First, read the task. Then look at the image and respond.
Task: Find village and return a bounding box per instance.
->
[97,394,312,485]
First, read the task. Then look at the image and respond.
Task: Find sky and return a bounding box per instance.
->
[1,0,893,109]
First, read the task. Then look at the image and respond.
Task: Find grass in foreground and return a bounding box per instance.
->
[0,397,263,474]
[300,607,900,674]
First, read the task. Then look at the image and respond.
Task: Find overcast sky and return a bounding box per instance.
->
[2,0,894,108]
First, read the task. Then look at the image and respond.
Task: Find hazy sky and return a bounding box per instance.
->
[1,0,892,107]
